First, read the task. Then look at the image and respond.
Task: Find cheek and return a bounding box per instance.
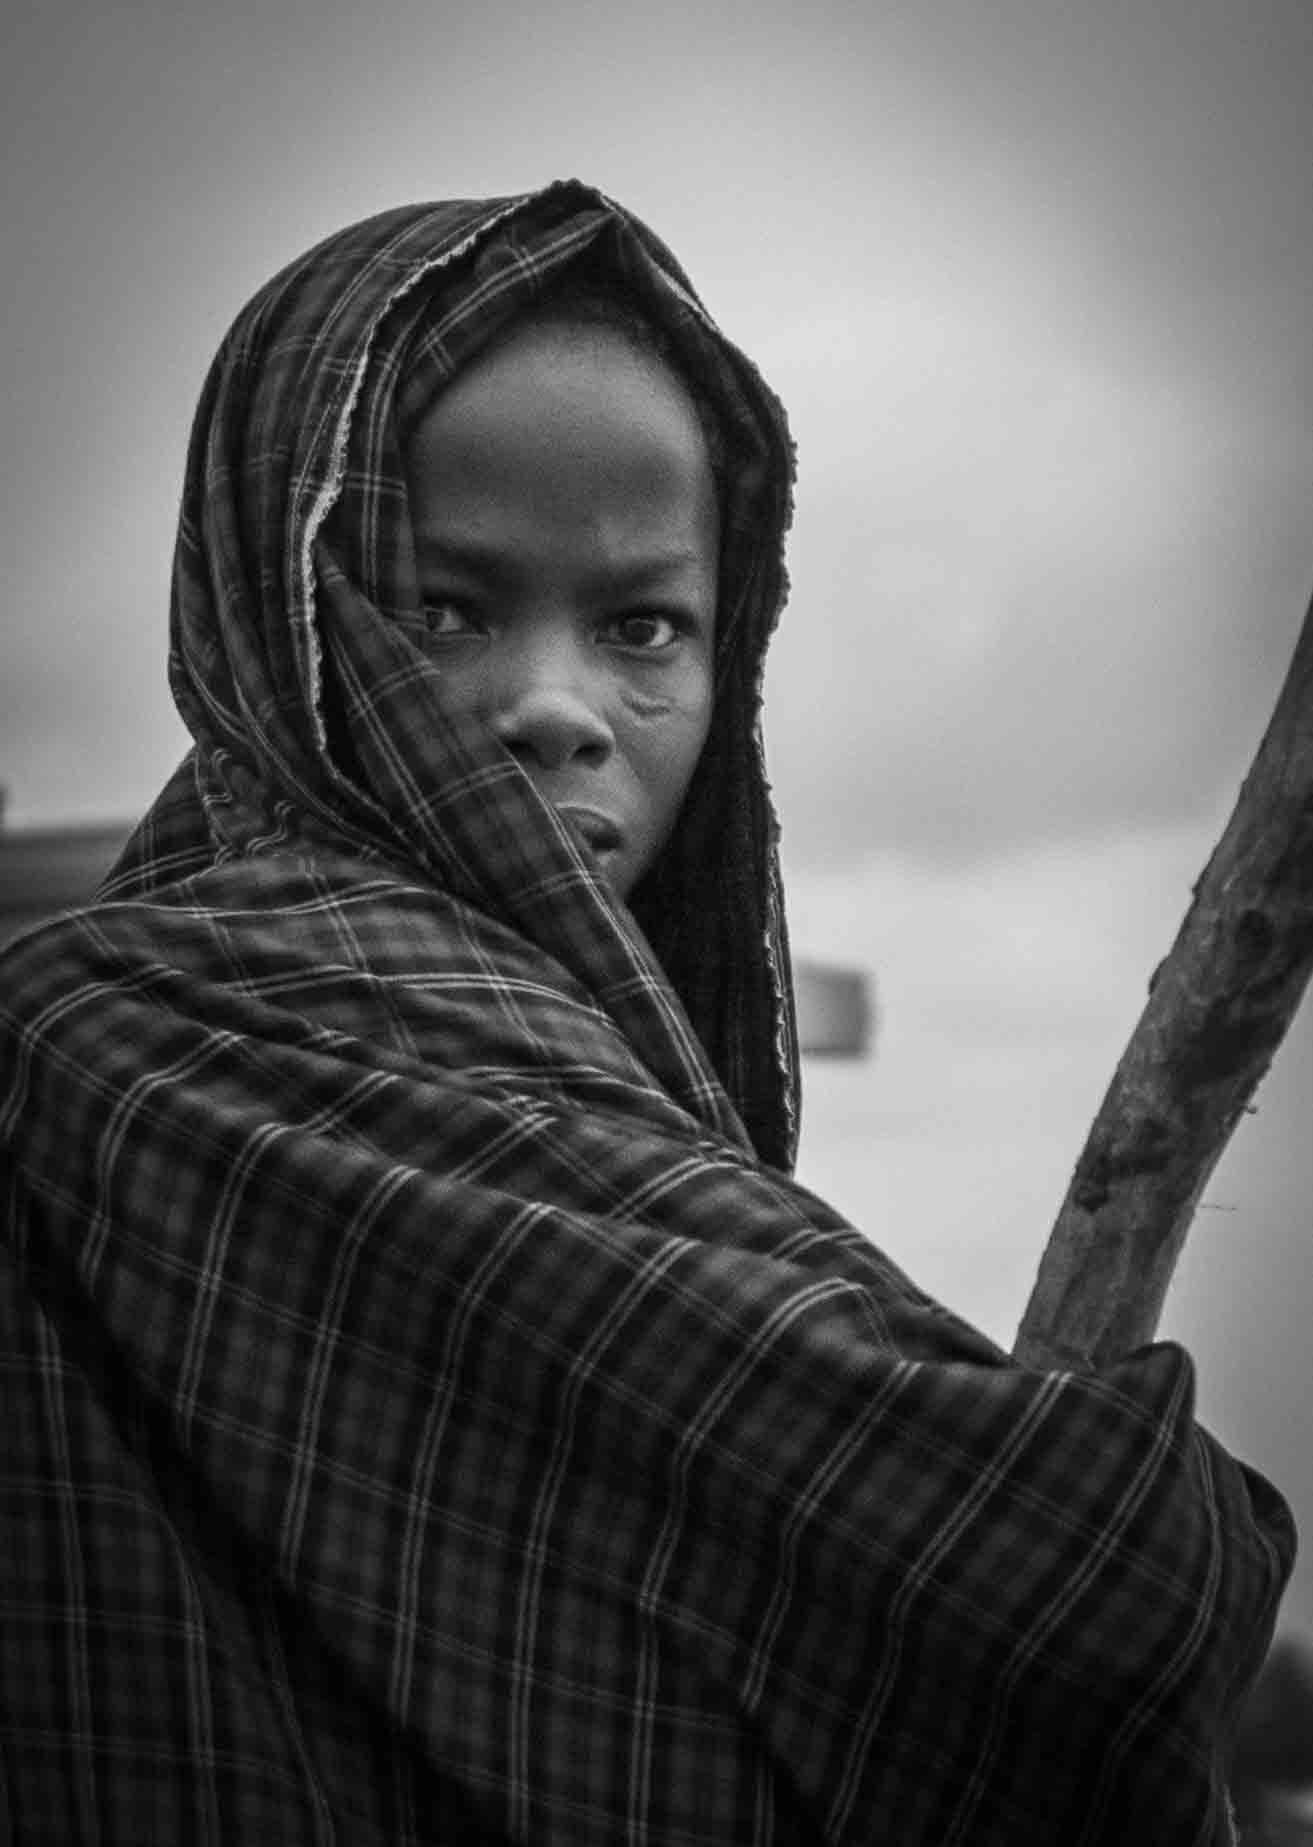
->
[620,683,714,812]
[681,686,715,788]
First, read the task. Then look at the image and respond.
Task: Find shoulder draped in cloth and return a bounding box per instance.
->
[0,181,1295,1845]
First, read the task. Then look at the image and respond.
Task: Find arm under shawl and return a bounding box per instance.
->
[0,878,1294,1846]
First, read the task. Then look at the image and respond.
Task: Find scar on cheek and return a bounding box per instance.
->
[621,689,683,721]
[624,670,717,718]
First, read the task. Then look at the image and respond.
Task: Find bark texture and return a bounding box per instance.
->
[1014,595,1313,1370]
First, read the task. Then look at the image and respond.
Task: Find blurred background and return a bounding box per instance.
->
[4,0,1312,1782]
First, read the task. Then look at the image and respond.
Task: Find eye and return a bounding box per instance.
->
[422,598,483,642]
[603,611,686,652]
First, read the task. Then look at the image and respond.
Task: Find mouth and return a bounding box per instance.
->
[556,805,624,861]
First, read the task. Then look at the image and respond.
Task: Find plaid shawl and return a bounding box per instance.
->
[0,182,1295,1845]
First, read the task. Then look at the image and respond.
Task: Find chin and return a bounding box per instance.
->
[601,858,636,900]
[599,840,656,902]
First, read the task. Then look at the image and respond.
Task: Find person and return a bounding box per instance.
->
[0,179,1294,1845]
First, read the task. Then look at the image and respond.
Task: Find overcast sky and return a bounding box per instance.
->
[4,0,1313,1632]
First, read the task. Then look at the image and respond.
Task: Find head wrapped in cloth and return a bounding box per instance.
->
[113,180,802,1168]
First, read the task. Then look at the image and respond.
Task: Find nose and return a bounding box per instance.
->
[486,629,615,772]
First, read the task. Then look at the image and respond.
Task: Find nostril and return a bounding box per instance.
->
[491,689,614,770]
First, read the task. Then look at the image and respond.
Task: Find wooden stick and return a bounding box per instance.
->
[1013,592,1313,1370]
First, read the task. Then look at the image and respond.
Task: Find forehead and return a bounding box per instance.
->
[410,319,708,475]
[405,319,720,559]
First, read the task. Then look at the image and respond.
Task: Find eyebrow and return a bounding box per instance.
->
[414,535,711,595]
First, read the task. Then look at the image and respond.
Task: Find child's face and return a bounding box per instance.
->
[405,317,719,899]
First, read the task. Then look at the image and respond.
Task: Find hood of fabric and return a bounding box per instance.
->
[108,180,800,1168]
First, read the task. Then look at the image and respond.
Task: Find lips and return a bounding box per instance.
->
[556,805,623,857]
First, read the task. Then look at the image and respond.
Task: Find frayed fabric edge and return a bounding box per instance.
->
[295,198,532,762]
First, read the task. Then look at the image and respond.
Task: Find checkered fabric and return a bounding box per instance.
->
[0,182,1295,1844]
